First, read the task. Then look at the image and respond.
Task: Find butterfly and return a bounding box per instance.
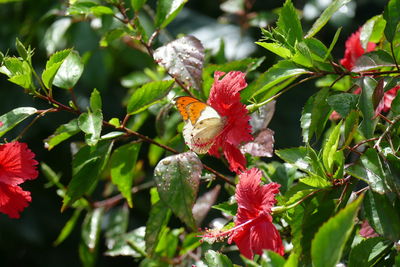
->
[174,96,226,153]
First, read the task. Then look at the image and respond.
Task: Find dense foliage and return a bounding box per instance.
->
[0,0,400,266]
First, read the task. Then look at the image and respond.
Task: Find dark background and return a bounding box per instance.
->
[0,0,388,266]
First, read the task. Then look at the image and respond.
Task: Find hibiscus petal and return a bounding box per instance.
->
[0,183,31,218]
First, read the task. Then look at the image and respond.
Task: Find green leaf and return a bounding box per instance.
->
[324,27,342,61]
[67,1,96,15]
[78,110,103,146]
[53,50,84,89]
[104,206,129,245]
[42,49,71,89]
[0,57,32,88]
[327,93,359,117]
[353,50,395,72]
[99,28,126,48]
[364,190,400,241]
[360,15,386,49]
[306,0,351,38]
[63,141,113,209]
[154,152,202,230]
[311,195,363,267]
[343,110,359,147]
[276,0,303,46]
[145,200,171,256]
[155,0,187,29]
[358,77,378,138]
[348,237,392,267]
[322,121,342,174]
[131,0,147,11]
[105,227,146,257]
[346,149,388,194]
[301,87,331,142]
[79,208,104,267]
[54,208,83,246]
[90,5,114,16]
[204,250,234,267]
[127,80,174,114]
[275,147,311,173]
[383,0,400,42]
[212,201,237,217]
[90,88,102,112]
[256,42,292,59]
[15,38,29,61]
[44,119,81,150]
[0,107,37,138]
[299,175,331,188]
[41,162,63,189]
[260,250,286,267]
[241,60,309,101]
[110,142,141,207]
[153,35,204,90]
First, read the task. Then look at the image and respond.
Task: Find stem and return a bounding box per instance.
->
[15,108,57,141]
[271,188,324,214]
[374,114,400,153]
[390,41,400,71]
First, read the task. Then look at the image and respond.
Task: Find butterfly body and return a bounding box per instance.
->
[174,96,225,153]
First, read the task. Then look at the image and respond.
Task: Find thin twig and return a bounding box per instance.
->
[374,114,400,153]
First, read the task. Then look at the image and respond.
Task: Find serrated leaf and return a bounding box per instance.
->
[42,49,71,89]
[127,80,174,114]
[90,88,102,112]
[241,60,309,101]
[145,200,171,256]
[256,42,292,59]
[346,149,388,194]
[327,93,359,117]
[364,190,400,241]
[276,0,303,46]
[15,38,29,61]
[154,36,204,90]
[311,195,363,267]
[54,208,83,246]
[53,50,84,89]
[0,107,37,138]
[348,237,392,267]
[110,142,141,208]
[299,175,331,188]
[154,152,202,230]
[205,250,234,267]
[78,110,103,146]
[353,50,395,72]
[383,0,400,42]
[1,57,32,88]
[63,141,113,209]
[44,119,80,150]
[306,0,351,38]
[131,0,147,11]
[358,77,378,138]
[155,0,187,29]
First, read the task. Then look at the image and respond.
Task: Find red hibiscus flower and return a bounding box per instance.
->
[0,142,38,218]
[207,71,253,173]
[201,168,284,259]
[359,220,379,238]
[340,27,376,71]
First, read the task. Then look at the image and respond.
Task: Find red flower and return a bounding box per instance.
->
[340,28,376,71]
[375,85,400,114]
[0,142,38,218]
[207,71,253,173]
[201,168,284,259]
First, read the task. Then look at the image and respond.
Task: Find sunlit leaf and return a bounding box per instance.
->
[306,0,351,38]
[53,50,84,89]
[54,208,83,246]
[353,51,395,72]
[322,121,342,174]
[127,80,174,114]
[154,152,202,230]
[311,195,363,267]
[0,107,37,138]
[205,250,234,267]
[105,227,146,257]
[153,36,204,90]
[44,119,81,150]
[78,110,103,146]
[0,57,32,88]
[277,0,303,46]
[155,0,187,29]
[42,49,71,89]
[348,237,392,267]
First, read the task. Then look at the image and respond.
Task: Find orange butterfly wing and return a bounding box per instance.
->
[175,96,207,124]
